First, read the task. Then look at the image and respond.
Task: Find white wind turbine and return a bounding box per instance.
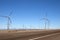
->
[40,13,50,30]
[0,10,13,30]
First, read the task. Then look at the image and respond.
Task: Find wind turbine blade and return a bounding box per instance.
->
[9,10,13,16]
[0,15,8,18]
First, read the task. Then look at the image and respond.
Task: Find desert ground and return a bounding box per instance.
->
[0,29,60,40]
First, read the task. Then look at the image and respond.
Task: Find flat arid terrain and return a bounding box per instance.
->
[0,29,60,40]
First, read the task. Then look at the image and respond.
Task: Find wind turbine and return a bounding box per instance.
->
[40,12,50,30]
[23,24,25,30]
[0,10,13,30]
[30,25,32,30]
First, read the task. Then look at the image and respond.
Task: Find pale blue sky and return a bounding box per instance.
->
[0,0,60,29]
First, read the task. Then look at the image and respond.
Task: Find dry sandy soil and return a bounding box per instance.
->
[0,29,60,40]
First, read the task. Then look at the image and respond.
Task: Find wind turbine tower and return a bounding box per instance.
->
[7,11,12,30]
